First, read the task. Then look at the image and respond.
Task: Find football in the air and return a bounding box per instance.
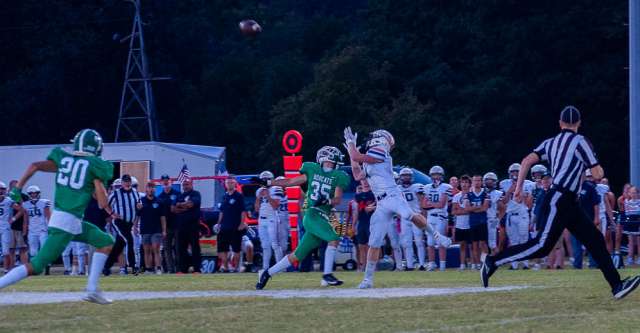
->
[239,19,262,37]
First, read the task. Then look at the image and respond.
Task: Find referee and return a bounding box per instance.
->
[103,174,141,275]
[481,106,640,299]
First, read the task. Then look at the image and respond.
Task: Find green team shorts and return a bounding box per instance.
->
[293,208,340,260]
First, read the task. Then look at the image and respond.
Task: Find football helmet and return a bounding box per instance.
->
[27,185,41,199]
[71,129,103,157]
[399,168,413,185]
[508,163,521,173]
[483,172,498,182]
[316,146,344,168]
[531,164,548,179]
[0,181,6,189]
[429,165,445,176]
[366,129,395,152]
[259,171,275,181]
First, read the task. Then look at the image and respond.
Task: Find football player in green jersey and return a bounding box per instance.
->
[0,129,116,304]
[255,146,351,290]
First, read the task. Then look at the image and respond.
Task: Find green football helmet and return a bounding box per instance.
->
[71,129,104,156]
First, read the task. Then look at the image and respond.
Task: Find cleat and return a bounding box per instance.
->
[321,274,344,287]
[427,264,436,272]
[256,270,271,290]
[63,270,71,276]
[418,265,426,271]
[83,291,113,305]
[358,279,373,289]
[480,253,497,288]
[613,276,640,300]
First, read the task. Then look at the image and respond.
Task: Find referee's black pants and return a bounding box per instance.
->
[491,188,621,290]
[177,228,202,273]
[105,219,137,270]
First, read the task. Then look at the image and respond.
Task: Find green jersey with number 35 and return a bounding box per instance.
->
[300,162,350,215]
[47,147,113,218]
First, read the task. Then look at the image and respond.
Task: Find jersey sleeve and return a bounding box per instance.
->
[366,147,386,161]
[533,139,550,162]
[46,147,66,167]
[300,162,317,177]
[576,136,599,168]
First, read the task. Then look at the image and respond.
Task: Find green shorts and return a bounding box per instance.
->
[293,208,340,260]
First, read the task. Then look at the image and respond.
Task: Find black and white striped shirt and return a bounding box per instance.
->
[533,129,599,193]
[108,188,141,223]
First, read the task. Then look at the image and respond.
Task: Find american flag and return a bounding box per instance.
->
[176,161,191,183]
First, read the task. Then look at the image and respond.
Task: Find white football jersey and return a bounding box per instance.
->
[278,191,290,222]
[23,199,51,234]
[452,192,470,229]
[257,187,283,220]
[0,197,14,228]
[499,179,534,213]
[485,189,504,220]
[423,182,453,216]
[398,183,423,214]
[363,147,400,199]
[595,184,609,218]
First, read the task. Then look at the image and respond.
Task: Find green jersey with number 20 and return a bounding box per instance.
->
[47,147,113,218]
[300,162,350,215]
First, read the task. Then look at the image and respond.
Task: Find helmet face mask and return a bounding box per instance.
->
[316,146,344,170]
[399,168,413,185]
[72,129,104,157]
[429,166,444,183]
[366,129,395,152]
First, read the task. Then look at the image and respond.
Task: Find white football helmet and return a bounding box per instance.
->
[399,168,413,185]
[275,176,286,181]
[531,164,548,178]
[483,172,498,181]
[0,181,6,189]
[131,176,139,187]
[259,171,275,181]
[27,185,41,193]
[367,129,395,152]
[508,163,521,173]
[429,165,445,176]
[316,146,344,168]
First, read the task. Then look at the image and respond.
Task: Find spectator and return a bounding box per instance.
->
[613,183,632,267]
[8,180,27,267]
[173,178,202,274]
[624,186,640,267]
[452,175,472,270]
[573,170,601,269]
[354,180,375,271]
[215,177,247,273]
[137,182,167,274]
[157,174,180,273]
[468,175,490,269]
[104,174,141,275]
[449,176,460,196]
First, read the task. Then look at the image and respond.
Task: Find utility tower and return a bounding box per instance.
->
[115,0,168,142]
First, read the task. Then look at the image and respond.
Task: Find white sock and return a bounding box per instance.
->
[404,246,415,269]
[87,252,107,292]
[63,253,71,271]
[523,260,529,268]
[393,248,403,269]
[440,261,446,270]
[512,262,519,269]
[268,256,292,276]
[0,265,28,289]
[416,242,426,266]
[364,260,377,281]
[262,247,272,271]
[323,245,337,275]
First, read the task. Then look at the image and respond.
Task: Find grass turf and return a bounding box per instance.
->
[1,268,640,332]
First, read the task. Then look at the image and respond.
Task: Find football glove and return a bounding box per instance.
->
[9,187,23,203]
[343,126,358,146]
[249,176,270,187]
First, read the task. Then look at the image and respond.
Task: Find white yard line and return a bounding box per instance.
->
[0,286,529,305]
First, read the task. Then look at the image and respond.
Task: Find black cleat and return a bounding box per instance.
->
[613,276,640,300]
[405,267,415,272]
[418,265,426,271]
[480,254,497,288]
[256,270,271,290]
[321,273,344,287]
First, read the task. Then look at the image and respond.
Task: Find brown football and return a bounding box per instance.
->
[238,19,262,37]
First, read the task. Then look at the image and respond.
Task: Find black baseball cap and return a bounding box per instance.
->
[160,174,170,180]
[560,105,581,124]
[121,174,132,182]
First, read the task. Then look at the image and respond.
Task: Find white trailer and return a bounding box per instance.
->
[0,142,226,208]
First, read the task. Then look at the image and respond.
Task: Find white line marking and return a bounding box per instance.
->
[0,286,529,305]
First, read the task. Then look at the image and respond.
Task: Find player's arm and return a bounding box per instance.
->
[331,186,345,207]
[524,191,534,209]
[343,126,383,165]
[271,175,307,188]
[593,203,600,227]
[21,206,28,235]
[497,196,506,220]
[253,194,261,213]
[93,179,118,218]
[44,205,51,221]
[514,153,539,200]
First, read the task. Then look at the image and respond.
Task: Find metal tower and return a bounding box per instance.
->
[115,0,168,142]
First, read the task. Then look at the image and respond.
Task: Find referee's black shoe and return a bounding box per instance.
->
[613,276,640,300]
[256,270,271,290]
[480,253,497,288]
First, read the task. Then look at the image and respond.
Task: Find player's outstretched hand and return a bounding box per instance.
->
[344,126,358,146]
[9,187,22,203]
[249,176,269,187]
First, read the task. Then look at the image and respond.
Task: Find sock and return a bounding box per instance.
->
[268,256,292,276]
[404,246,415,269]
[523,260,530,268]
[323,245,337,275]
[87,252,107,292]
[63,253,71,271]
[262,247,272,271]
[364,260,377,281]
[393,248,403,269]
[0,265,28,290]
[416,242,426,266]
[440,261,446,270]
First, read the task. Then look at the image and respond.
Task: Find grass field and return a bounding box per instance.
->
[1,268,640,332]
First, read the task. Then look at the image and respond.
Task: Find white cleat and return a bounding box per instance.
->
[435,233,452,248]
[83,291,113,305]
[358,279,373,289]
